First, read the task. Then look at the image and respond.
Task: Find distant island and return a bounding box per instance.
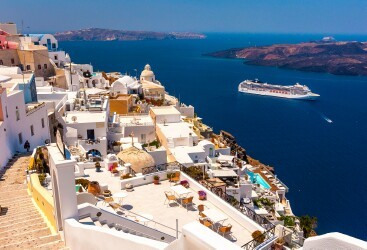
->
[54,28,206,41]
[207,39,367,76]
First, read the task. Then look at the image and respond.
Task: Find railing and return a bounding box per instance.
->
[179,162,277,248]
[121,208,181,239]
[78,204,176,243]
[26,102,46,116]
[241,227,276,250]
[141,164,168,175]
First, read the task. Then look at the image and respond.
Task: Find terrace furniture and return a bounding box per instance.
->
[103,196,115,206]
[170,172,180,185]
[112,192,128,205]
[202,208,228,225]
[181,196,194,211]
[217,224,233,237]
[164,191,179,207]
[170,185,191,203]
[109,202,121,211]
[133,213,154,226]
[199,217,214,229]
[198,204,209,217]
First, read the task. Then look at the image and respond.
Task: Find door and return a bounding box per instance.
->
[87,129,95,140]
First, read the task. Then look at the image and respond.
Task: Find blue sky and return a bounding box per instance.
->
[2,0,367,34]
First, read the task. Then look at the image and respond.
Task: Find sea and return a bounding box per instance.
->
[60,33,367,240]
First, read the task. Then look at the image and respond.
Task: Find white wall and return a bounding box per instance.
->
[64,218,168,250]
[2,91,50,154]
[303,232,367,250]
[120,171,168,189]
[147,147,167,166]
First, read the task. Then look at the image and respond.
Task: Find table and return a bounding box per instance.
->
[202,209,228,225]
[113,192,128,205]
[170,185,191,198]
[134,213,154,226]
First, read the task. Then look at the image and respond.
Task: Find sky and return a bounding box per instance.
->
[1,0,367,34]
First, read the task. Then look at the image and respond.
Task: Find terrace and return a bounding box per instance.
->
[80,168,259,247]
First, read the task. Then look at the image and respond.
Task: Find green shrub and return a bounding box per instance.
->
[75,178,90,190]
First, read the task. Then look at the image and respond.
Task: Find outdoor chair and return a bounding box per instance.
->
[170,172,180,185]
[198,204,209,217]
[103,196,114,206]
[217,224,233,237]
[164,191,178,207]
[199,217,214,229]
[109,202,121,211]
[181,196,194,211]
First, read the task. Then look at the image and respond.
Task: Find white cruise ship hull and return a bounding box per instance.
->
[238,87,320,100]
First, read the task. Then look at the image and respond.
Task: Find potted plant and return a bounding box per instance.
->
[95,161,101,172]
[198,190,207,200]
[251,230,265,245]
[153,175,160,185]
[274,237,285,250]
[112,141,120,152]
[180,180,189,188]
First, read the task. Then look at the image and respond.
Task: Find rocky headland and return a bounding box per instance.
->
[207,41,367,76]
[54,28,206,41]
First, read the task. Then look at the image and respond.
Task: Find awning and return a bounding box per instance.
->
[211,169,237,178]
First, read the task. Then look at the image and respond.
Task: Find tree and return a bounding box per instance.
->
[298,215,317,238]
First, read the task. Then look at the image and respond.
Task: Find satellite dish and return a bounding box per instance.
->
[71,116,77,122]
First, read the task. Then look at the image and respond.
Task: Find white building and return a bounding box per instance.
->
[28,33,70,67]
[111,75,142,95]
[0,69,50,167]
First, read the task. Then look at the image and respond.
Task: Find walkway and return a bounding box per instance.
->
[0,154,67,249]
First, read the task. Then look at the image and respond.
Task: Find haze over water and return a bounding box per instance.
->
[61,33,367,240]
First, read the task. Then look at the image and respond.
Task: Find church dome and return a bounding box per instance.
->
[140,64,155,77]
[117,147,155,173]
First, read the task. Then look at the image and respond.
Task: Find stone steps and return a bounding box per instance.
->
[0,208,40,220]
[0,225,51,240]
[0,194,30,203]
[0,189,29,197]
[0,234,61,249]
[32,240,67,249]
[0,227,52,245]
[0,198,33,207]
[0,154,66,249]
[0,217,45,232]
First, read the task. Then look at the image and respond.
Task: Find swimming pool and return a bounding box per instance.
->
[246,171,271,189]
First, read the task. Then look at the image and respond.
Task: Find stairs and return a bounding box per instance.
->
[79,216,161,241]
[0,154,68,249]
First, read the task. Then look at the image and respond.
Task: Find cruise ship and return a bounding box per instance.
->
[238,79,320,100]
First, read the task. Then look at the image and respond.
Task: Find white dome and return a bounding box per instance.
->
[141,64,155,78]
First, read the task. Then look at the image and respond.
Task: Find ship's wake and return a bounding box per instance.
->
[321,114,333,123]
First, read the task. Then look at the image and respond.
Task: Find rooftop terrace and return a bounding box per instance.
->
[82,168,255,247]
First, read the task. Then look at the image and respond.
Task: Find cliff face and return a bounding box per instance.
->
[207,41,367,76]
[54,28,206,41]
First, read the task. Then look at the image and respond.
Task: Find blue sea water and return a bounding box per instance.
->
[60,33,367,240]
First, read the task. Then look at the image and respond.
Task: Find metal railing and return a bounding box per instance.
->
[141,164,168,175]
[241,226,276,250]
[179,162,277,249]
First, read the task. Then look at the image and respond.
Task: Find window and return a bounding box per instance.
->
[0,59,3,65]
[16,109,20,121]
[52,43,56,48]
[41,118,45,128]
[11,58,15,64]
[26,65,31,70]
[34,42,39,45]
[18,133,22,145]
[38,64,41,70]
[30,125,34,136]
[44,64,47,69]
[54,55,58,60]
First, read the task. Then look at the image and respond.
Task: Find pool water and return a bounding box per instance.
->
[247,171,271,189]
